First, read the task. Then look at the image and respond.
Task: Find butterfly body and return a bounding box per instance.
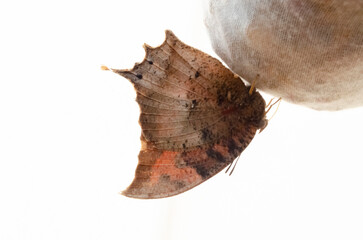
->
[111,31,266,199]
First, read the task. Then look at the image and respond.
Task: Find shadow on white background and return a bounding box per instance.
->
[1,0,363,239]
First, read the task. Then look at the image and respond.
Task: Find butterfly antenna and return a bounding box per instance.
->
[249,74,260,95]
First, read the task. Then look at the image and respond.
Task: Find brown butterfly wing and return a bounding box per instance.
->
[113,31,266,199]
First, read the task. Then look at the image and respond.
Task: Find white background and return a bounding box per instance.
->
[1,0,363,240]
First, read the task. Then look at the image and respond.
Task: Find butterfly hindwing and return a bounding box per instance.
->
[122,130,257,199]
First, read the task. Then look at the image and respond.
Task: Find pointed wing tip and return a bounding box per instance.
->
[120,189,135,198]
[101,65,132,79]
[101,65,124,74]
[100,65,110,71]
[121,189,157,200]
[108,68,126,75]
[121,186,183,199]
[143,43,152,51]
[165,29,174,36]
[165,30,178,41]
[120,189,139,199]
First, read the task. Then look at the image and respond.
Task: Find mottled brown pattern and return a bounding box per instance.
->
[112,31,266,199]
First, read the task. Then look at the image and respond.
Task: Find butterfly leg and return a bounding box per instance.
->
[265,97,282,116]
[225,154,241,176]
[259,97,282,133]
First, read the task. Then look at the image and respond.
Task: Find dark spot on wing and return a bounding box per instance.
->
[174,180,186,189]
[201,128,212,142]
[206,148,225,163]
[227,139,242,154]
[239,137,246,145]
[195,71,200,78]
[191,99,197,109]
[159,174,170,182]
[217,95,224,105]
[194,165,209,179]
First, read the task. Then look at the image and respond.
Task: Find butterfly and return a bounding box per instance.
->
[104,30,268,199]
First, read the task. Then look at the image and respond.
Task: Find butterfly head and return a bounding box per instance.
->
[239,87,267,131]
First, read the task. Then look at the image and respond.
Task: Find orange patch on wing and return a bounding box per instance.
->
[149,151,202,185]
[213,143,229,155]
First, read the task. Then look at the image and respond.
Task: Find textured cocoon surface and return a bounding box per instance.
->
[204,0,363,110]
